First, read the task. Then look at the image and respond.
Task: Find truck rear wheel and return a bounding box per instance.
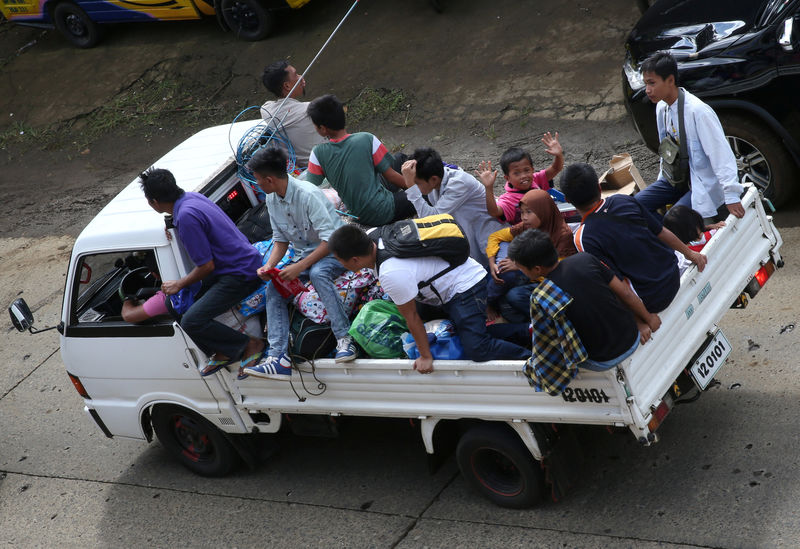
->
[456,423,544,508]
[151,404,239,476]
[53,2,101,48]
[220,0,273,41]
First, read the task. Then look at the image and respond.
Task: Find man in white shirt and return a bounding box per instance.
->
[635,52,744,222]
[400,147,507,269]
[260,60,326,170]
[328,225,530,374]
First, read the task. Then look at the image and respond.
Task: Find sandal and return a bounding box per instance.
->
[200,356,235,377]
[237,349,265,381]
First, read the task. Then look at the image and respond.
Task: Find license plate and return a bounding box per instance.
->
[689,330,731,390]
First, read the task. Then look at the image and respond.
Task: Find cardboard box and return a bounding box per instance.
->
[599,153,647,199]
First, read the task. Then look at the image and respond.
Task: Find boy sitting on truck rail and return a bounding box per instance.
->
[305,94,416,226]
[508,229,661,394]
[328,224,531,375]
[244,147,357,380]
[562,163,706,314]
[139,168,265,377]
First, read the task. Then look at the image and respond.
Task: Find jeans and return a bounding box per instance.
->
[487,241,530,305]
[502,282,536,324]
[442,276,531,361]
[634,178,692,217]
[580,333,640,371]
[265,254,348,356]
[181,274,262,360]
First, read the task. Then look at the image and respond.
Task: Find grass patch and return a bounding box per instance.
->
[0,121,50,150]
[73,78,222,148]
[347,87,412,128]
[1,75,227,153]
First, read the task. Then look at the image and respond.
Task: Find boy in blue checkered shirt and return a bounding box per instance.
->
[508,229,661,393]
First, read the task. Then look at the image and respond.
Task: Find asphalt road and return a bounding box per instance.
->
[2,229,798,548]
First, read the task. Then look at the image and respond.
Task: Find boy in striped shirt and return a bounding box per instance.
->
[306,94,416,227]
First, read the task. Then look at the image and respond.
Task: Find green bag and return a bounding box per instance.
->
[348,300,408,358]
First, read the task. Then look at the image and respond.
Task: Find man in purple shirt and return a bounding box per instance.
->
[140,168,264,377]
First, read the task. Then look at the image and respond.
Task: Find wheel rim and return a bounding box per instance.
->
[171,414,215,463]
[727,135,772,193]
[64,13,88,37]
[226,1,260,32]
[470,446,524,497]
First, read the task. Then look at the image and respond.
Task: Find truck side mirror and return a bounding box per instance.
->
[9,298,34,332]
[779,17,794,52]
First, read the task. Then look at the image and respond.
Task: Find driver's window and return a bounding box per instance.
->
[72,250,159,324]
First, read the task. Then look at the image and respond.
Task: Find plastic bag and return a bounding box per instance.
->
[348,300,408,358]
[401,319,465,360]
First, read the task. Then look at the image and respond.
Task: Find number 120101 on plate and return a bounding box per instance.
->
[690,330,731,390]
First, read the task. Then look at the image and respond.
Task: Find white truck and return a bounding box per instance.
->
[8,122,784,508]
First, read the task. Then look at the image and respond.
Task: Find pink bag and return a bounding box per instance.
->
[293,269,382,324]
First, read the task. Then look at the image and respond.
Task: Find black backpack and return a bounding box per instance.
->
[236,201,273,243]
[370,214,471,302]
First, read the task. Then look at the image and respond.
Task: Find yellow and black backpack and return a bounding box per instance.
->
[369,214,470,302]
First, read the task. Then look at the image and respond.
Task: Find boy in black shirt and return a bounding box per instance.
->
[509,229,661,372]
[561,163,705,313]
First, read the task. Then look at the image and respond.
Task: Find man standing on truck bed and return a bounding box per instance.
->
[261,60,326,170]
[140,168,266,377]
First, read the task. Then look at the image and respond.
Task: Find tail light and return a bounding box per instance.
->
[647,400,671,433]
[745,260,775,298]
[67,373,91,399]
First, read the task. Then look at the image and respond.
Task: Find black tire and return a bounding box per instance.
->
[220,0,273,41]
[456,423,544,508]
[151,404,240,476]
[53,2,101,48]
[719,112,797,207]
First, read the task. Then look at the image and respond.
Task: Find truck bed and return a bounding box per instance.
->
[206,185,782,452]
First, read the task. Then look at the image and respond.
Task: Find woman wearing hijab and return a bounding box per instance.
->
[485,189,577,321]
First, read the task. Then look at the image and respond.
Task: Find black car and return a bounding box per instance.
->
[622,0,800,206]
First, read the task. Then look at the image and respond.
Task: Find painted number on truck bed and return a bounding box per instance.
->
[561,387,610,404]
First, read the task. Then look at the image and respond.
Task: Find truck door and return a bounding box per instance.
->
[60,248,219,440]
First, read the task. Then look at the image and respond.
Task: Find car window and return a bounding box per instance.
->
[72,250,160,324]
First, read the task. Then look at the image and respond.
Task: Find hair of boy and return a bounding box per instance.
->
[246,146,289,178]
[410,147,445,180]
[508,228,559,270]
[662,205,704,244]
[329,224,373,260]
[559,163,601,210]
[307,94,346,130]
[641,51,679,86]
[139,167,184,203]
[499,146,533,175]
[262,60,290,97]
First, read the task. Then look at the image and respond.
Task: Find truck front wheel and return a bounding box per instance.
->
[220,0,274,41]
[151,404,239,476]
[456,423,544,508]
[53,2,101,48]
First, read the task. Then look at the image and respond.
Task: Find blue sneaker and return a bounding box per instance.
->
[335,336,358,363]
[244,354,292,380]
